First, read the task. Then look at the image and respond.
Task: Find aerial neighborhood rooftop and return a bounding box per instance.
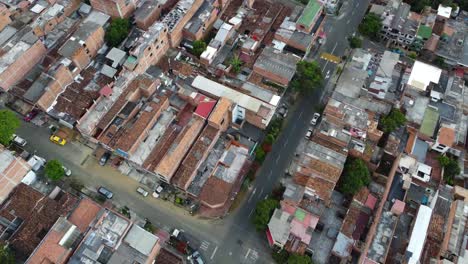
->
[0,0,467,263]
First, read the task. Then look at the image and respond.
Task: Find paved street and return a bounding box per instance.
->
[10,1,370,263]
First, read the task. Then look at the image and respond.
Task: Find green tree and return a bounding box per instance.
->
[408,51,418,59]
[0,242,15,264]
[438,155,461,185]
[290,61,323,94]
[406,0,432,12]
[252,198,279,231]
[299,0,309,4]
[272,249,289,264]
[192,40,207,57]
[340,158,371,195]
[105,18,130,47]
[0,110,20,146]
[287,253,313,264]
[144,221,156,233]
[433,56,446,68]
[255,147,266,163]
[230,56,243,73]
[380,108,406,133]
[358,13,382,40]
[45,159,65,181]
[349,36,362,49]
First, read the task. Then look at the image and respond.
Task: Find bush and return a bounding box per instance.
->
[230,56,243,73]
[408,51,418,59]
[287,253,313,264]
[192,40,207,57]
[349,36,362,48]
[340,158,371,195]
[105,18,130,47]
[0,242,15,264]
[380,108,406,133]
[120,206,131,218]
[438,155,461,185]
[358,13,382,40]
[144,221,156,233]
[45,159,65,181]
[252,198,279,231]
[0,109,20,146]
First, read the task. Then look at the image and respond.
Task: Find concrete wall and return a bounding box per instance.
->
[72,26,105,70]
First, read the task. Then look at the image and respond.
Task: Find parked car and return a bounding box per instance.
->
[305,130,312,138]
[152,184,164,198]
[172,228,182,238]
[310,113,320,126]
[98,187,113,199]
[277,106,288,118]
[24,109,39,122]
[62,166,72,177]
[188,251,204,264]
[136,187,149,197]
[99,152,111,166]
[50,135,66,145]
[11,134,27,147]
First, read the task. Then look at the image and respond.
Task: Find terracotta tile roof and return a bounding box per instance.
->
[298,155,342,183]
[155,116,205,180]
[0,184,78,259]
[311,135,348,155]
[208,97,232,126]
[194,99,217,119]
[97,76,154,131]
[353,187,370,205]
[199,176,233,207]
[293,172,334,202]
[155,248,183,264]
[143,124,181,171]
[0,148,31,204]
[365,194,377,210]
[172,125,220,190]
[437,126,455,147]
[114,96,169,152]
[68,198,102,233]
[341,204,361,238]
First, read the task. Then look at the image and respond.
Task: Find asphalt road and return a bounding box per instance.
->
[10,1,370,263]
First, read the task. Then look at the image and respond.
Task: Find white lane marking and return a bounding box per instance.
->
[245,248,251,259]
[275,154,281,163]
[247,188,257,203]
[258,188,264,198]
[356,2,359,7]
[267,170,272,180]
[346,19,350,24]
[299,110,303,118]
[248,208,255,217]
[210,246,218,259]
[283,138,289,147]
[200,241,210,250]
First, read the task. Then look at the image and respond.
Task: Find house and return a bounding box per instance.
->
[0,145,32,204]
[0,38,47,91]
[161,0,204,47]
[183,0,219,42]
[296,0,323,33]
[368,51,400,99]
[191,76,278,129]
[26,198,102,264]
[432,123,456,153]
[379,2,420,48]
[58,11,109,71]
[127,22,169,74]
[253,47,300,87]
[90,0,137,18]
[134,0,163,30]
[0,184,78,260]
[407,61,442,91]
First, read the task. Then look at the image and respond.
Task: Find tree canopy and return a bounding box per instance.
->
[438,155,460,185]
[405,0,467,12]
[105,18,130,47]
[0,243,15,264]
[290,61,323,94]
[229,56,243,73]
[45,159,65,181]
[252,198,279,231]
[349,36,362,49]
[340,158,371,195]
[358,13,382,40]
[287,254,313,264]
[380,108,406,133]
[192,40,207,57]
[0,109,20,146]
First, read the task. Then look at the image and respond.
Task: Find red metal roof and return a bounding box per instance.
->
[365,193,377,210]
[99,85,113,97]
[195,100,217,119]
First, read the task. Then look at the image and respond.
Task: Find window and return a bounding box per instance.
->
[156,45,159,49]
[220,118,225,125]
[150,53,153,57]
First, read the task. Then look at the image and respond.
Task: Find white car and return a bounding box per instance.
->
[310,113,321,126]
[11,134,27,147]
[62,166,72,177]
[137,187,149,197]
[152,185,164,198]
[305,130,312,138]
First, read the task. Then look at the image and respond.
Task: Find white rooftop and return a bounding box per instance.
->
[437,5,452,19]
[407,61,442,91]
[407,205,432,264]
[124,225,159,256]
[0,41,31,75]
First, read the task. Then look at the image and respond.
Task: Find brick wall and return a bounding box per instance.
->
[167,0,203,47]
[0,7,11,31]
[245,109,266,130]
[0,41,47,91]
[72,26,105,70]
[252,65,290,87]
[135,6,161,30]
[133,30,170,74]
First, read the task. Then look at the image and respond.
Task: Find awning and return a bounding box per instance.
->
[266,228,274,247]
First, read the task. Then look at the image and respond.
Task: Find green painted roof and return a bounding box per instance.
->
[297,0,322,27]
[294,208,306,221]
[420,107,439,137]
[417,25,432,39]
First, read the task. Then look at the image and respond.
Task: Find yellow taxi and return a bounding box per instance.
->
[49,135,67,145]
